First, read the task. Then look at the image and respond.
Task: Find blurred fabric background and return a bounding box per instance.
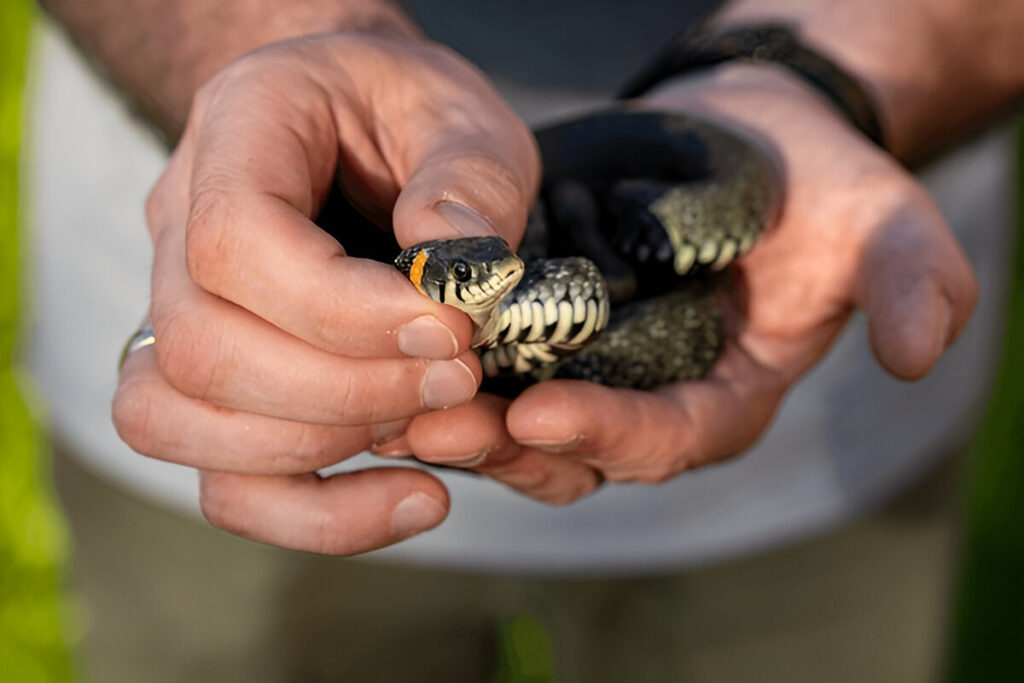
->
[0,1,1021,681]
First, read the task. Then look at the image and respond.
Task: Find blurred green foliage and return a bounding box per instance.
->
[947,119,1024,681]
[493,616,556,683]
[0,0,76,681]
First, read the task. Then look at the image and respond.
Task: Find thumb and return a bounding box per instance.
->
[854,199,979,381]
[391,133,540,248]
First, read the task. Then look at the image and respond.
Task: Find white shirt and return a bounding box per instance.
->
[26,21,1014,574]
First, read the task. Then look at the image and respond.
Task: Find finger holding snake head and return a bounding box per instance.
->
[396,236,525,335]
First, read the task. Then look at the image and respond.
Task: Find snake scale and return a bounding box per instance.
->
[394,108,781,394]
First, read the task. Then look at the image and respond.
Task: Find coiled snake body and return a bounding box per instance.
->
[396,109,781,393]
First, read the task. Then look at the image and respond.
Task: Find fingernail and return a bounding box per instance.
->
[519,435,583,453]
[370,437,413,457]
[398,315,459,359]
[421,358,477,410]
[436,200,495,237]
[390,492,447,539]
[435,449,492,468]
[371,419,410,447]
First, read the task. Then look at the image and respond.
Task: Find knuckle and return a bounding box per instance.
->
[191,70,233,119]
[198,474,246,535]
[191,76,219,113]
[324,371,363,424]
[198,489,230,532]
[289,423,346,469]
[144,178,169,241]
[499,456,555,493]
[185,186,237,293]
[111,378,159,457]
[307,269,353,347]
[332,362,423,425]
[192,49,320,129]
[154,311,225,401]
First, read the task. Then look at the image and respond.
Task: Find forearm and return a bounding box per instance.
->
[715,0,1024,159]
[37,0,420,141]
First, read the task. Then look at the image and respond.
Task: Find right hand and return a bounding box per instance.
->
[112,32,540,554]
[402,65,978,505]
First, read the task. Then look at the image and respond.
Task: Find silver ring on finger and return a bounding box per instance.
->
[118,322,156,371]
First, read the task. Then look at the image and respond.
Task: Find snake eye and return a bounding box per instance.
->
[452,260,472,282]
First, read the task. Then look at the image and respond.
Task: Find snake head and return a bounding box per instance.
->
[395,237,525,326]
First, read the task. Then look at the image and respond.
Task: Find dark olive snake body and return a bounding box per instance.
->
[395,108,781,393]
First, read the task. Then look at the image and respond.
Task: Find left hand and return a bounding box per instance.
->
[112,32,540,552]
[396,65,978,504]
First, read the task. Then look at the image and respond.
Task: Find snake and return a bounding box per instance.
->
[394,108,781,393]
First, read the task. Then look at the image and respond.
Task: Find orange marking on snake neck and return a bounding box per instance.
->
[408,250,429,296]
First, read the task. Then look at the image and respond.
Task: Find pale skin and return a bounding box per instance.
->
[40,0,1021,554]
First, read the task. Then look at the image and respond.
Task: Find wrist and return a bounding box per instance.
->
[643,62,862,147]
[41,0,424,144]
[167,1,423,132]
[619,23,885,148]
[713,0,1024,160]
[640,61,906,213]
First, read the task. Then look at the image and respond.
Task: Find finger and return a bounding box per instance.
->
[184,190,474,359]
[367,418,414,457]
[199,467,449,555]
[144,129,192,244]
[392,151,539,249]
[476,447,604,506]
[113,347,373,474]
[854,198,979,380]
[152,223,482,423]
[405,393,510,465]
[390,88,540,248]
[405,394,603,505]
[175,69,474,360]
[506,345,787,482]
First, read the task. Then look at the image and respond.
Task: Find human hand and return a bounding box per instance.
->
[403,64,978,503]
[112,32,539,553]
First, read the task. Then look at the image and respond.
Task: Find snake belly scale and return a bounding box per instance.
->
[395,108,781,393]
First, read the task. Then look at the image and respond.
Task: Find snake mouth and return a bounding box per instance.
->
[495,258,525,289]
[485,257,525,301]
[462,256,523,305]
[449,255,525,332]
